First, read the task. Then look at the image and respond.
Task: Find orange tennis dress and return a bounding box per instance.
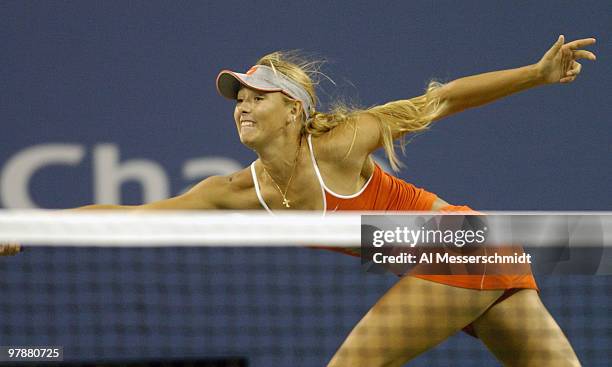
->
[250,135,537,291]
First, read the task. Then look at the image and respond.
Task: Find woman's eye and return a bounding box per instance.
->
[255,96,264,101]
[236,99,243,104]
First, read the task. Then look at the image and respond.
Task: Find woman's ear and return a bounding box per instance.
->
[283,97,303,124]
[292,101,305,123]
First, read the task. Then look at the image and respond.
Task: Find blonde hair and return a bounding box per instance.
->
[256,51,445,171]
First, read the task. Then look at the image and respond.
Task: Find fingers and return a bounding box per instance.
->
[572,49,597,61]
[560,75,577,84]
[569,61,582,76]
[564,38,597,63]
[565,37,596,50]
[562,47,573,75]
[545,35,565,57]
[0,243,22,256]
[545,35,597,61]
[561,61,581,83]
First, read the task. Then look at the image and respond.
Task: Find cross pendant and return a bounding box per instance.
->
[282,198,291,208]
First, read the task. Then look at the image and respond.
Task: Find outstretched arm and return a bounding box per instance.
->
[74,175,228,211]
[435,35,596,118]
[335,35,597,165]
[0,175,231,255]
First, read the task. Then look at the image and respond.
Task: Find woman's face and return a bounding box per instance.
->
[234,87,293,148]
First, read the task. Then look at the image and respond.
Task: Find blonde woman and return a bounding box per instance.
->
[2,35,596,366]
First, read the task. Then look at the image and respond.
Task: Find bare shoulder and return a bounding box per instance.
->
[225,166,255,191]
[311,113,381,163]
[191,167,252,191]
[173,166,256,210]
[136,166,257,210]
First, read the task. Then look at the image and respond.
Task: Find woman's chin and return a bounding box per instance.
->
[238,132,259,148]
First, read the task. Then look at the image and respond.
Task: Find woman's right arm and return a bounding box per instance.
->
[75,175,229,211]
[0,176,231,256]
[1,175,231,255]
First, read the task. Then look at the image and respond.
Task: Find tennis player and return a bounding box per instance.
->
[2,35,595,366]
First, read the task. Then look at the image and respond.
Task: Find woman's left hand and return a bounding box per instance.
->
[536,35,596,84]
[0,243,21,256]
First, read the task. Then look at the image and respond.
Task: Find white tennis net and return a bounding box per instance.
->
[1,210,612,247]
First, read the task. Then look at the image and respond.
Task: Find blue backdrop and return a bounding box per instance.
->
[1,1,610,366]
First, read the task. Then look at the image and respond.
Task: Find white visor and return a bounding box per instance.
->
[216,65,313,119]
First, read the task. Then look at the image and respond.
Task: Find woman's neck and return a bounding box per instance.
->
[256,134,303,184]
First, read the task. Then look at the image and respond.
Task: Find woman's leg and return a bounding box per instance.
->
[472,289,580,367]
[327,276,503,367]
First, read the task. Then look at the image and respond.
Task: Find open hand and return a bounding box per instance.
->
[0,243,22,256]
[536,35,596,84]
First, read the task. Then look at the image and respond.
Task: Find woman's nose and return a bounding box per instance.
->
[239,101,252,113]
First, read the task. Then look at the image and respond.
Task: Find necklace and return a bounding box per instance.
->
[262,139,302,208]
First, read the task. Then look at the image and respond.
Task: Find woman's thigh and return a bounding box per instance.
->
[472,289,580,367]
[327,276,503,367]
